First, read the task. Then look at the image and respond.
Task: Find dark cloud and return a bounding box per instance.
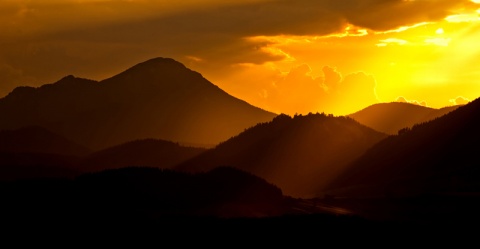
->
[332,0,476,31]
[0,0,476,99]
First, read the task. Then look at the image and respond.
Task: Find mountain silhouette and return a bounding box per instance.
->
[328,97,480,197]
[176,113,386,198]
[348,102,460,135]
[81,139,206,172]
[0,58,276,150]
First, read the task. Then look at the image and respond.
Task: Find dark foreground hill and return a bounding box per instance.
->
[348,102,460,135]
[0,57,276,150]
[177,113,386,198]
[1,167,474,239]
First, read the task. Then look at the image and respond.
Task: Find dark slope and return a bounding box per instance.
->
[348,102,460,135]
[1,167,285,220]
[81,139,206,172]
[328,97,480,197]
[0,58,276,150]
[176,113,386,198]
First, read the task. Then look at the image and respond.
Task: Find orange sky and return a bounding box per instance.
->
[1,0,479,115]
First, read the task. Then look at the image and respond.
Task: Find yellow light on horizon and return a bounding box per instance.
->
[436,28,444,35]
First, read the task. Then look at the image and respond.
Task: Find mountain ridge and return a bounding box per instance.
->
[177,113,387,198]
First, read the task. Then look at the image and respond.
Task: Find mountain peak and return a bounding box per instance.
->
[101,57,201,87]
[141,57,185,66]
[124,57,188,74]
[60,75,76,81]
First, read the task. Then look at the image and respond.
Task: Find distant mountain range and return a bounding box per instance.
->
[348,102,460,135]
[0,126,90,156]
[0,126,207,180]
[0,58,276,150]
[81,139,206,172]
[328,97,480,197]
[177,113,386,198]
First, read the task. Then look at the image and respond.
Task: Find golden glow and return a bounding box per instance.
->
[218,17,480,115]
[377,38,409,46]
[375,22,431,34]
[446,14,480,22]
[425,38,451,46]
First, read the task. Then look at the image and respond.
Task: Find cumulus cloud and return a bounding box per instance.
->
[449,96,470,105]
[396,96,427,106]
[322,66,342,88]
[266,64,378,115]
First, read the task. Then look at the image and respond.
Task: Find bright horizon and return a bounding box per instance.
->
[1,0,479,115]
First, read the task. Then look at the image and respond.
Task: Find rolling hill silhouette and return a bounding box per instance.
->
[0,58,276,150]
[0,127,208,180]
[81,139,206,172]
[0,126,90,180]
[0,126,90,156]
[176,113,386,198]
[328,97,480,197]
[348,102,460,135]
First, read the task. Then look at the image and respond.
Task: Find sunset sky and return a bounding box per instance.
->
[1,0,479,115]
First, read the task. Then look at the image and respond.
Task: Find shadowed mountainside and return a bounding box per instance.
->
[176,113,386,198]
[0,57,276,150]
[328,97,480,197]
[348,102,461,135]
[81,139,206,172]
